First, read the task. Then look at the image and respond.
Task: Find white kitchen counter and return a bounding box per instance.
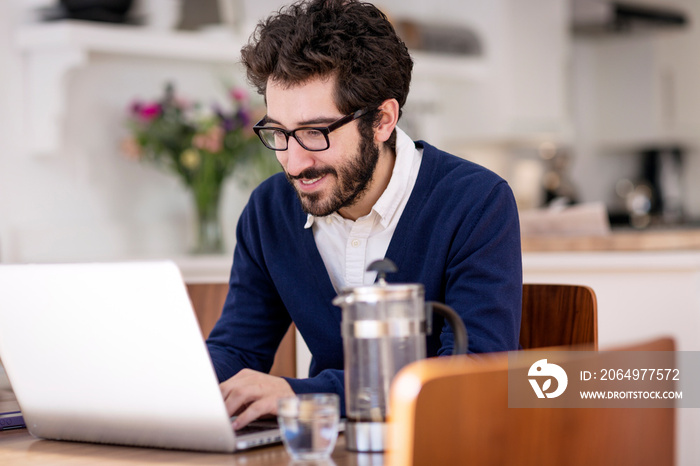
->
[173,255,232,284]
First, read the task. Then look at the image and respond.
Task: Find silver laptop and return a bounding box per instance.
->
[0,261,281,452]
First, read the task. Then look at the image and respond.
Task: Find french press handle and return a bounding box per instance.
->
[426,302,469,355]
[367,259,468,355]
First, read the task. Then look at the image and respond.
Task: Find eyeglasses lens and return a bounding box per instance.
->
[258,128,329,151]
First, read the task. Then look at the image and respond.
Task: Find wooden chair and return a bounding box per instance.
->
[185,283,297,378]
[386,336,675,466]
[520,283,598,350]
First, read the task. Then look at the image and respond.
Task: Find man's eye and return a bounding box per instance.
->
[303,129,324,138]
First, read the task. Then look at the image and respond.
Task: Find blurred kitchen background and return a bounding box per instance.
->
[0,0,699,262]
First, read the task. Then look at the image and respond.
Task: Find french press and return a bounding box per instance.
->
[333,259,468,452]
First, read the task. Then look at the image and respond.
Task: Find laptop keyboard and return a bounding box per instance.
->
[235,419,279,436]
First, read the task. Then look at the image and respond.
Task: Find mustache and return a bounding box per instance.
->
[287,167,337,180]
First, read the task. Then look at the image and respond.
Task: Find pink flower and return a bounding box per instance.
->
[130,101,142,114]
[139,103,162,121]
[230,87,249,103]
[129,100,162,121]
[192,125,224,153]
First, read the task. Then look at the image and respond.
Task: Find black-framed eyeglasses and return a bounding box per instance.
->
[253,108,373,151]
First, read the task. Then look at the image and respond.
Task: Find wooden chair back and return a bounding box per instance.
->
[185,283,297,378]
[386,337,675,466]
[520,283,598,350]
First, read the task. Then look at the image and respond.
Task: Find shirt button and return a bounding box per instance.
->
[351,239,361,248]
[325,217,332,224]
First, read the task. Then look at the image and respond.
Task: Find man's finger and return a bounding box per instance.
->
[223,389,258,417]
[231,398,274,430]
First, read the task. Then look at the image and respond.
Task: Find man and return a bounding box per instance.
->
[206,0,522,429]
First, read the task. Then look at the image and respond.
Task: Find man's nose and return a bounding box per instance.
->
[283,137,316,177]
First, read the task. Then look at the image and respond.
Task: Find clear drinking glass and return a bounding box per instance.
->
[278,393,340,461]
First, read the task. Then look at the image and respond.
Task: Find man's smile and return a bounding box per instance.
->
[289,168,335,194]
[300,175,323,185]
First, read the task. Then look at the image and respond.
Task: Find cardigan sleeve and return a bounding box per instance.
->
[440,179,522,355]
[205,200,292,382]
[284,369,347,414]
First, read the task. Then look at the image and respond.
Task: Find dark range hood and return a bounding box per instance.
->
[572,0,689,35]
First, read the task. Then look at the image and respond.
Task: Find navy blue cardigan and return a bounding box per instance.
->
[206,140,522,412]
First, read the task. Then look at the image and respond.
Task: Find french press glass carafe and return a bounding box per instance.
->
[333,259,468,452]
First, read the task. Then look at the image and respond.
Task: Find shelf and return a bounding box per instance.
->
[16,21,246,156]
[17,21,245,63]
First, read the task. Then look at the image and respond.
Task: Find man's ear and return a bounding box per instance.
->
[374,98,400,143]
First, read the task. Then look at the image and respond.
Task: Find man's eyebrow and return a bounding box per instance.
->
[262,115,341,127]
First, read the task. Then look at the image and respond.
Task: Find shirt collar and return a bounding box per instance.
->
[370,127,415,228]
[304,126,416,229]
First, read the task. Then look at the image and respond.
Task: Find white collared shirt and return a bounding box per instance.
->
[304,127,423,292]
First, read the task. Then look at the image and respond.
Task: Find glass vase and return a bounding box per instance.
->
[191,189,224,255]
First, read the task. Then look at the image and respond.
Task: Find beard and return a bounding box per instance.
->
[285,130,380,217]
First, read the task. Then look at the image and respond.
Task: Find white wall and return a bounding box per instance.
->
[0,1,22,262]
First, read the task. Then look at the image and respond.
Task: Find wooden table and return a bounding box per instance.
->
[0,427,385,465]
[2,388,384,465]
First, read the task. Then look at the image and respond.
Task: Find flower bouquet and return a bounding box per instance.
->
[124,83,275,254]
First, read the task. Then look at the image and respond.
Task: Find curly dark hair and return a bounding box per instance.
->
[240,0,413,148]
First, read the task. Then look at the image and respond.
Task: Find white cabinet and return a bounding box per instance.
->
[586,34,681,147]
[408,0,571,148]
[501,0,571,139]
[576,0,700,148]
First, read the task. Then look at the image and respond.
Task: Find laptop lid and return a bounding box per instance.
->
[0,261,243,452]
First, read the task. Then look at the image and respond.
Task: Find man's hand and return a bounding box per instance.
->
[220,368,295,430]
